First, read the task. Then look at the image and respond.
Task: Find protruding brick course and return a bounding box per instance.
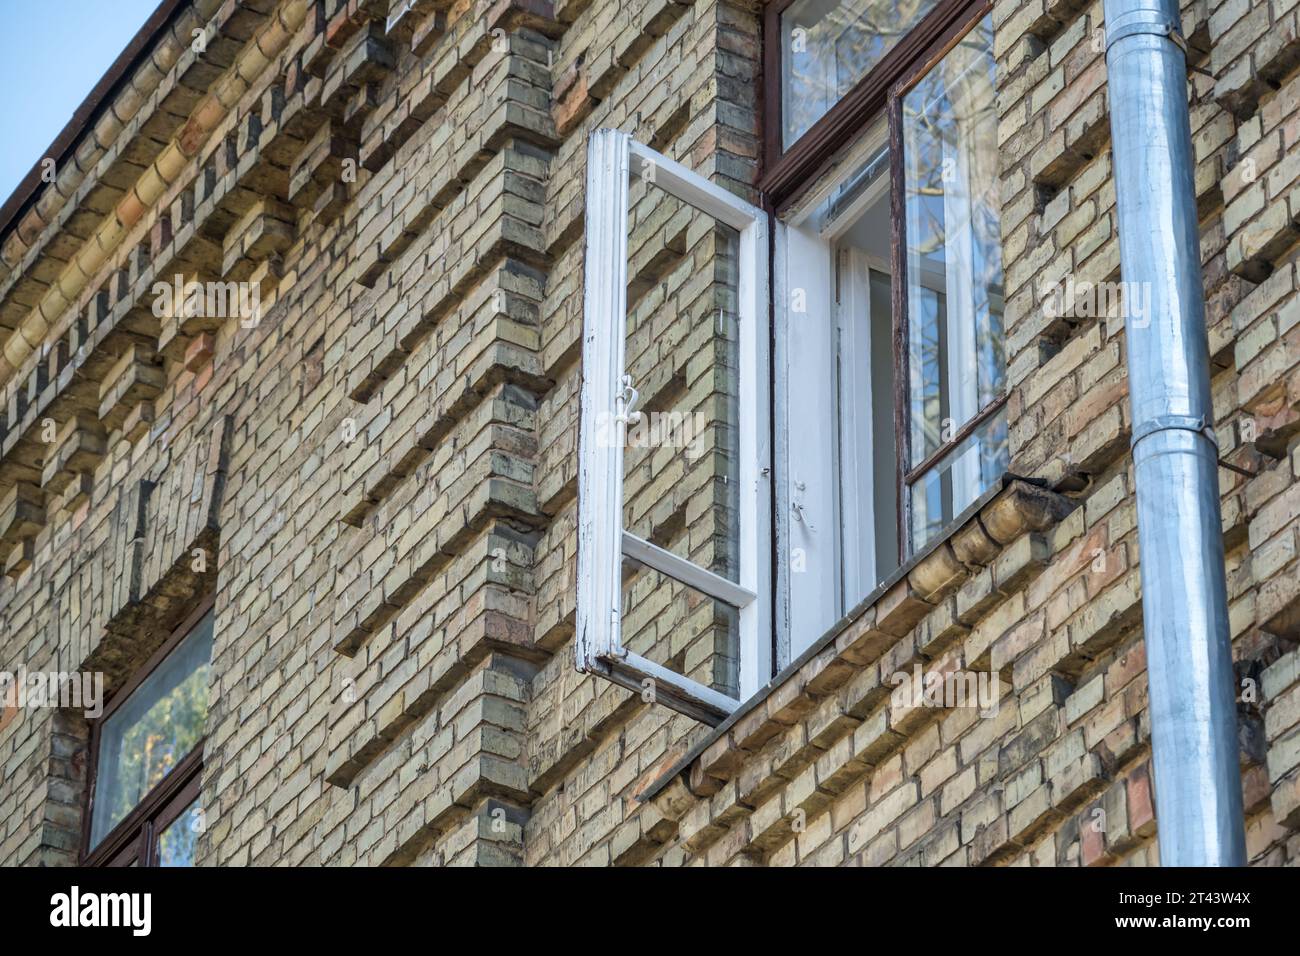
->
[0,0,1297,869]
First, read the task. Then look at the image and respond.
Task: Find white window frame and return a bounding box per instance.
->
[776,123,894,661]
[576,128,772,724]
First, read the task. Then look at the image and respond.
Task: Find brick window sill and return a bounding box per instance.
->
[634,475,1075,822]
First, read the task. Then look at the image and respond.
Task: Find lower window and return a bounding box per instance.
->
[83,603,214,867]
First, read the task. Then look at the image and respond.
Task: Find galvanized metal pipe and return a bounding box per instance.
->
[1103,0,1246,865]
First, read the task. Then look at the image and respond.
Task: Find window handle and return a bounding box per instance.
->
[615,374,642,426]
[791,480,816,532]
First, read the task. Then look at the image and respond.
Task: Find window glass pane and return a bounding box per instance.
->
[782,0,940,148]
[904,16,1004,468]
[90,612,215,848]
[622,558,740,698]
[616,167,744,697]
[156,799,201,867]
[805,118,889,236]
[910,406,1008,552]
[621,171,741,585]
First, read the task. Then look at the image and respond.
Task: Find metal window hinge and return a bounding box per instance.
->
[615,374,642,426]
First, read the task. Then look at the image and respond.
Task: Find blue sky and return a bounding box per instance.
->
[0,0,160,204]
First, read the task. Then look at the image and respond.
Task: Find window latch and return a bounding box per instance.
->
[615,374,642,426]
[792,480,816,532]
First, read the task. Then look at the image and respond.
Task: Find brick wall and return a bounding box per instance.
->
[0,0,1297,867]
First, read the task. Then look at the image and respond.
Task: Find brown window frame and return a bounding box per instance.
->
[763,0,1004,563]
[81,596,213,867]
[761,0,989,209]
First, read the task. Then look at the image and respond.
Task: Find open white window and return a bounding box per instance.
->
[776,13,1006,660]
[576,129,771,724]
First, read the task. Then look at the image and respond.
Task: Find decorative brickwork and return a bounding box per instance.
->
[0,0,1298,868]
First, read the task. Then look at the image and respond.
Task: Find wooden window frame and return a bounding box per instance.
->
[767,0,1002,567]
[761,0,990,213]
[886,4,1004,559]
[81,597,213,867]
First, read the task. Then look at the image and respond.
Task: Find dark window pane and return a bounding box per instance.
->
[90,612,214,849]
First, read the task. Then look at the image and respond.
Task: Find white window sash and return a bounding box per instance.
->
[576,129,771,724]
[774,219,840,662]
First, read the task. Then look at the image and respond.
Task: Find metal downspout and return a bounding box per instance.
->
[1103,0,1246,865]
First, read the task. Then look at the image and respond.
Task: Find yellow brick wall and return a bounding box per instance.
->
[0,0,1297,869]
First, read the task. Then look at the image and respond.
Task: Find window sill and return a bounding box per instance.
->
[636,474,1074,810]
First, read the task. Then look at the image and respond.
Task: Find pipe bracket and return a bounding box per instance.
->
[1131,413,1218,449]
[1105,17,1187,55]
